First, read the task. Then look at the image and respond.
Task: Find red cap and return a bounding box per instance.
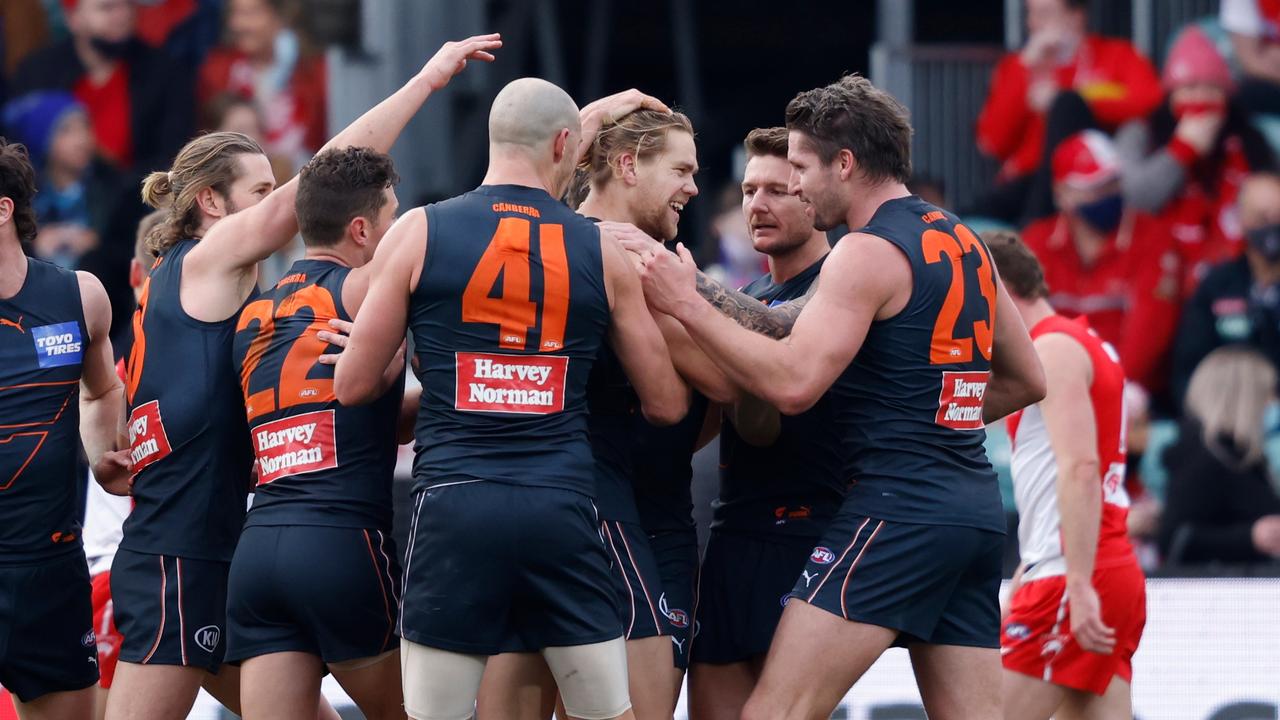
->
[1163,26,1234,92]
[61,0,78,14]
[1052,130,1119,189]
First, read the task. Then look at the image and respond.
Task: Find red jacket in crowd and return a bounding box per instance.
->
[978,34,1162,181]
[1021,211,1183,390]
[198,47,327,156]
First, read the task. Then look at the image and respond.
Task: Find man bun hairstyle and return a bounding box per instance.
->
[141,131,265,254]
[784,74,913,185]
[295,146,399,247]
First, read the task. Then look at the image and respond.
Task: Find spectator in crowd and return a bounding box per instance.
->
[2,89,147,343]
[1172,173,1280,407]
[1116,26,1276,291]
[1221,0,1280,117]
[10,0,195,174]
[2,0,50,80]
[701,182,763,290]
[1159,346,1280,565]
[198,0,326,169]
[1022,130,1183,395]
[132,0,224,67]
[974,0,1161,224]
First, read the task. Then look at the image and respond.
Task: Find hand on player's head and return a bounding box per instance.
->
[420,33,503,91]
[577,89,672,162]
[640,242,698,316]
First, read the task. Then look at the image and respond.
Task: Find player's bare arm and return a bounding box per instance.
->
[1035,331,1116,655]
[76,271,130,495]
[641,233,902,415]
[184,34,502,316]
[334,209,427,405]
[695,271,815,339]
[602,230,691,425]
[981,279,1046,423]
[610,222,812,339]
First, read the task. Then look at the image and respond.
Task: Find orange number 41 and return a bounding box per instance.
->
[462,217,569,352]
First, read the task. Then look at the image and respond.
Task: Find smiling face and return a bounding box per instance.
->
[742,153,815,256]
[629,128,699,241]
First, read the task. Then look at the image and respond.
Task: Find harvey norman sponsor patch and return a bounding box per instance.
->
[31,321,83,368]
[455,352,568,415]
[252,409,338,485]
[128,400,173,475]
[935,370,989,430]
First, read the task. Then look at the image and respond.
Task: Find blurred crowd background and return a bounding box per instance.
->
[3,0,1280,577]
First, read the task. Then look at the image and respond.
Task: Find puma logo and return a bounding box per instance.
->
[0,315,23,333]
[801,570,820,587]
[671,637,685,653]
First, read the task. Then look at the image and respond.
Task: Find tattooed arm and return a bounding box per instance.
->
[694,271,815,339]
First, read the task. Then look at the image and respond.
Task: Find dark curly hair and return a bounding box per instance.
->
[296,146,400,247]
[0,138,39,246]
[785,74,912,185]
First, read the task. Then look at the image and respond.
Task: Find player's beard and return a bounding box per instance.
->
[634,197,676,242]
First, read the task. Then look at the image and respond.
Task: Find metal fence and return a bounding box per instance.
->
[871,43,1004,212]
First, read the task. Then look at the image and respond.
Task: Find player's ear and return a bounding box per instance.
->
[617,152,638,186]
[194,187,225,218]
[348,215,370,247]
[0,197,12,226]
[552,128,571,164]
[129,259,144,290]
[837,149,856,182]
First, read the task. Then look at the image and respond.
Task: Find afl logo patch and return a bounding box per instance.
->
[810,547,835,565]
[82,630,96,647]
[1004,623,1030,641]
[666,608,690,629]
[194,625,221,653]
[780,593,792,608]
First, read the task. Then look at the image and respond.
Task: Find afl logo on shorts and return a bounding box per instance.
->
[81,630,96,648]
[658,593,690,629]
[194,625,221,653]
[810,547,836,565]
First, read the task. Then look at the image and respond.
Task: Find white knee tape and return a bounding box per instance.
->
[543,637,632,720]
[400,639,487,720]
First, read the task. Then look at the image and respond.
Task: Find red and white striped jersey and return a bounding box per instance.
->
[1007,314,1137,581]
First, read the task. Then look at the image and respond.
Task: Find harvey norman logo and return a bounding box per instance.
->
[455,352,568,415]
[252,410,338,485]
[935,370,989,430]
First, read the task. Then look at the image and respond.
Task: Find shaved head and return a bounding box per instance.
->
[489,78,581,148]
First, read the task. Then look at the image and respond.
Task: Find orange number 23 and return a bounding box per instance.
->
[922,223,996,365]
[462,217,570,352]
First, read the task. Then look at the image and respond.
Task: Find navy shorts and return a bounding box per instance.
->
[112,549,229,672]
[401,481,622,655]
[226,525,401,664]
[790,513,1003,648]
[692,532,816,665]
[0,553,98,702]
[600,520,673,642]
[647,529,698,669]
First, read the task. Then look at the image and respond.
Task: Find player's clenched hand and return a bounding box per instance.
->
[94,448,133,496]
[1067,580,1116,655]
[420,33,503,91]
[578,89,671,162]
[641,242,699,317]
